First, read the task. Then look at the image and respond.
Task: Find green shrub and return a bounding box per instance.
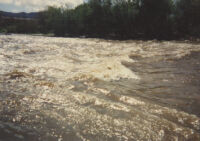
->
[0,28,7,33]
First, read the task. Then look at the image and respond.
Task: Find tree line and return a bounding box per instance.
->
[1,0,200,40]
[0,11,38,33]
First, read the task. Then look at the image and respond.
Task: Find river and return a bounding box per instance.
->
[0,34,200,141]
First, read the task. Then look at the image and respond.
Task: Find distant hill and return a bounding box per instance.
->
[0,11,38,19]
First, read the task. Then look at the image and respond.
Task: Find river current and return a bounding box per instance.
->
[0,34,200,141]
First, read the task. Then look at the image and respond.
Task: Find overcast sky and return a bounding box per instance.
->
[0,0,84,12]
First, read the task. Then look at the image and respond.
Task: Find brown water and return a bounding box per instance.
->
[0,34,200,141]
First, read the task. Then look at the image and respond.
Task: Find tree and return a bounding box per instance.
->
[8,0,195,39]
[175,0,200,37]
[112,0,139,38]
[136,0,173,39]
[44,6,66,36]
[72,4,91,35]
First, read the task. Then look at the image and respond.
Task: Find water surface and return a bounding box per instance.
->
[0,35,200,141]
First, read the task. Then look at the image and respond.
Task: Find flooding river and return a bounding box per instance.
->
[0,34,200,141]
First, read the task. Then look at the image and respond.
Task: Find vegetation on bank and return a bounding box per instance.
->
[0,0,200,40]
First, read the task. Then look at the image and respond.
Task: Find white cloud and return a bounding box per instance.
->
[0,0,84,12]
[0,0,13,4]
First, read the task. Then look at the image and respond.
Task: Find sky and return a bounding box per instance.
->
[0,0,84,13]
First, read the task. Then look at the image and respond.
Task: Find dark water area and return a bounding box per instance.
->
[123,51,200,117]
[0,35,200,141]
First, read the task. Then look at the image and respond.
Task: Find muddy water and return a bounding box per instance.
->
[0,34,200,141]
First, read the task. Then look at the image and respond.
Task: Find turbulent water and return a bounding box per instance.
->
[0,34,200,141]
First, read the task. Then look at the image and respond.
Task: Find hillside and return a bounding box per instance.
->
[0,11,38,19]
